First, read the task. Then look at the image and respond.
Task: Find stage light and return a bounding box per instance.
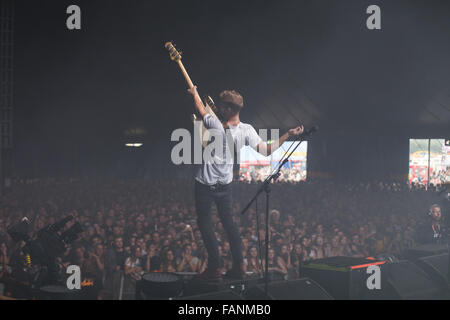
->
[125,143,143,147]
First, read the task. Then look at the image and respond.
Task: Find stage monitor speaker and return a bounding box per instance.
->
[244,278,333,300]
[385,260,447,299]
[301,256,447,299]
[300,256,387,300]
[412,254,448,291]
[404,244,447,260]
[178,290,243,300]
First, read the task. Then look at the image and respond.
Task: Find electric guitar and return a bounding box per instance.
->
[165,42,220,147]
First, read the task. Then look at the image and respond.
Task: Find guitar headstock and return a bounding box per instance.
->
[165,42,182,62]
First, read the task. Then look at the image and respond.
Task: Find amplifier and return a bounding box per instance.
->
[300,256,387,299]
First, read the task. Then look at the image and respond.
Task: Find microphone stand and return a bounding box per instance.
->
[240,127,316,299]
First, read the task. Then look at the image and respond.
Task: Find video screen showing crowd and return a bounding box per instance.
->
[409,139,450,186]
[238,142,308,184]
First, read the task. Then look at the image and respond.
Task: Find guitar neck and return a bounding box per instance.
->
[176,59,218,119]
[165,41,219,130]
[176,60,194,89]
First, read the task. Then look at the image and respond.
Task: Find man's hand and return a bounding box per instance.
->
[187,86,199,98]
[188,85,207,118]
[257,125,305,156]
[288,126,304,137]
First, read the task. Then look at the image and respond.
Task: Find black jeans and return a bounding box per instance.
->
[195,181,243,270]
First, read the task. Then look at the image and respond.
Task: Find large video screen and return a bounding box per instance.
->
[409,139,450,185]
[239,141,307,183]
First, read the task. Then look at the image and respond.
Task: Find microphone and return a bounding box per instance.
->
[299,125,319,138]
[306,125,319,134]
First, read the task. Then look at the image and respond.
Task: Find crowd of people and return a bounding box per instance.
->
[0,178,447,299]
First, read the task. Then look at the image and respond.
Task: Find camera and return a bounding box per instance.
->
[7,215,83,285]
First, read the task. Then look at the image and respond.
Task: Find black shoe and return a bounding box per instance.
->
[197,268,222,280]
[224,265,246,280]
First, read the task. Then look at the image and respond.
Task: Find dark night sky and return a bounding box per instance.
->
[10,0,450,177]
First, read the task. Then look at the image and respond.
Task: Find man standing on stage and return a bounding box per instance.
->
[187,85,303,279]
[417,204,445,245]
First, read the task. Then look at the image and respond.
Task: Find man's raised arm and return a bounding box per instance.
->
[256,126,304,156]
[187,85,207,118]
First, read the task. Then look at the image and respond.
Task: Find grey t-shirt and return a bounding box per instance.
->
[195,114,262,186]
